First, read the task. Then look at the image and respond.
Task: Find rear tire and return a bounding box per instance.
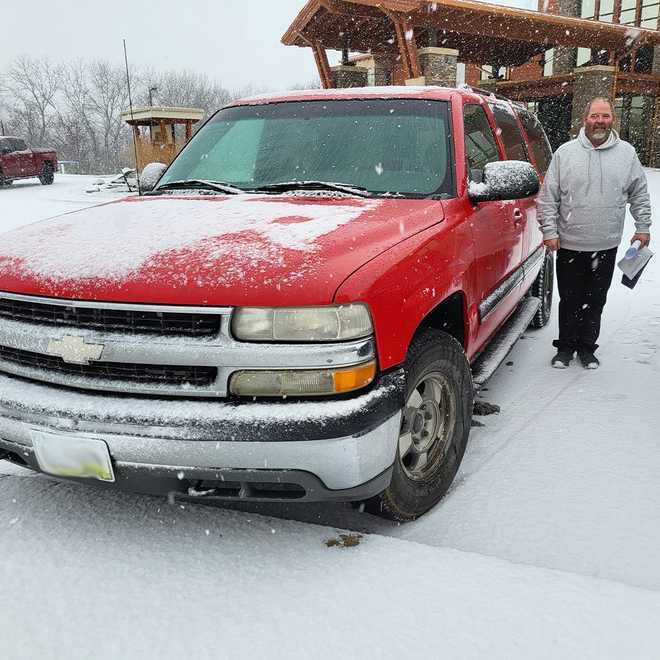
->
[39,162,54,185]
[367,329,473,522]
[529,249,553,329]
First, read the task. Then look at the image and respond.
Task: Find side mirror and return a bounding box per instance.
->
[139,162,168,193]
[468,160,539,204]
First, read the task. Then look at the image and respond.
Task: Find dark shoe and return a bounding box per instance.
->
[578,350,600,370]
[551,349,574,369]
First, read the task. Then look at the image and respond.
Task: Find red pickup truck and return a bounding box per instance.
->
[0,136,58,186]
[0,87,553,520]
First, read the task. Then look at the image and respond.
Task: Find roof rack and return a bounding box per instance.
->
[458,83,526,110]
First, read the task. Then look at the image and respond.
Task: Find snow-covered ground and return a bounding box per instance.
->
[1,174,660,659]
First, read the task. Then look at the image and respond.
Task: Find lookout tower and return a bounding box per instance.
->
[121,106,205,171]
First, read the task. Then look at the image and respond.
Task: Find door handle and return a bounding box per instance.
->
[513,209,524,222]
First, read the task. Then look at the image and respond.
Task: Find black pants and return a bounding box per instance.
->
[554,247,617,353]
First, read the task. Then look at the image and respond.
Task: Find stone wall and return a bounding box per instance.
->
[552,0,580,75]
[570,66,616,137]
[331,65,368,89]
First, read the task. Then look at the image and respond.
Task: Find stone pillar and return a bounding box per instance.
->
[570,65,617,137]
[637,96,655,166]
[417,47,459,87]
[645,46,660,166]
[372,54,396,86]
[646,98,660,168]
[653,44,660,76]
[331,65,368,89]
[552,0,580,75]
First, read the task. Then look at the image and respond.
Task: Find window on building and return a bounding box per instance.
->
[577,47,591,66]
[463,104,500,180]
[479,64,508,81]
[517,110,553,174]
[614,97,624,134]
[488,103,530,162]
[543,49,554,77]
[620,0,637,24]
[599,0,615,22]
[581,0,596,18]
[581,0,658,26]
[641,0,660,28]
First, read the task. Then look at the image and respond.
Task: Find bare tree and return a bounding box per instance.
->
[6,56,62,145]
[0,57,303,174]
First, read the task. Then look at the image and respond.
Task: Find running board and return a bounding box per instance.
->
[471,297,541,388]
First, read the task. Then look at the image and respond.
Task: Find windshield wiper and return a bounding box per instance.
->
[251,181,373,198]
[151,180,246,195]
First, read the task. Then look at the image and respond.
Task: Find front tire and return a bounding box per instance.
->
[529,249,553,329]
[39,162,54,185]
[368,329,473,521]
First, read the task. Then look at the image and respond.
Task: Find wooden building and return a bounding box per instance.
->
[282,0,660,165]
[121,106,204,171]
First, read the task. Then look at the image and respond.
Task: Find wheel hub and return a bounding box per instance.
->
[398,372,457,481]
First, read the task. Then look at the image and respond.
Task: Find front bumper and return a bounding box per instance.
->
[0,370,404,502]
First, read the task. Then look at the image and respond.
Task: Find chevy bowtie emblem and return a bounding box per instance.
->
[47,335,105,365]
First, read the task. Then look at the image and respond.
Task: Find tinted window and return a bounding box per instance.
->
[11,139,27,151]
[0,138,13,154]
[517,111,553,174]
[463,104,500,180]
[159,99,454,198]
[489,103,530,162]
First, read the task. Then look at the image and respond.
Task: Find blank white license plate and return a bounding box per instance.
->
[31,430,115,482]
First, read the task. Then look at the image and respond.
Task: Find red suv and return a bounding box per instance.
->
[0,86,553,520]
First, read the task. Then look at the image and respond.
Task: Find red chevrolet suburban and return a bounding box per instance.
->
[0,87,553,520]
[0,136,58,186]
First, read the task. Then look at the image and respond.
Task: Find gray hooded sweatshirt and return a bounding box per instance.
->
[537,128,652,252]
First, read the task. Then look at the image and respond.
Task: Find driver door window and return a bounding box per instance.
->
[463,104,500,183]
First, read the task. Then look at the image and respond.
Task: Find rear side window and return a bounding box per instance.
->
[463,104,499,181]
[11,139,27,151]
[489,103,530,163]
[517,111,553,174]
[0,139,13,154]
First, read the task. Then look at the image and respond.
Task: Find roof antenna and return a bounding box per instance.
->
[123,39,142,195]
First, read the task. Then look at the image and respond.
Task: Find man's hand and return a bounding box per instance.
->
[632,233,651,248]
[544,238,560,252]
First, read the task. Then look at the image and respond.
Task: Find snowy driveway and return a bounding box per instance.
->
[1,175,660,659]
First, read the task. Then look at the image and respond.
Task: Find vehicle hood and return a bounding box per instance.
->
[0,194,444,306]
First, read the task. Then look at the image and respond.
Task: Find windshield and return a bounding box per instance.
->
[157,99,454,197]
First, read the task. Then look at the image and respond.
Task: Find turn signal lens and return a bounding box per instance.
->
[332,361,377,393]
[230,360,377,397]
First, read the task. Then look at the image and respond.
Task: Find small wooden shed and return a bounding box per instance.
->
[121,106,205,171]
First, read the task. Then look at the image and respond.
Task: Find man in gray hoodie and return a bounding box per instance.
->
[537,97,652,369]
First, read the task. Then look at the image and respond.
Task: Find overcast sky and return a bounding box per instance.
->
[2,0,536,92]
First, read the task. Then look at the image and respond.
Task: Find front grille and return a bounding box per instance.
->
[0,297,221,337]
[0,345,217,387]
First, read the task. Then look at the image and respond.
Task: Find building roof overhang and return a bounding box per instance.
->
[121,107,205,125]
[283,0,660,66]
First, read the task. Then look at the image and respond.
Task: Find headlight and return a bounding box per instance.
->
[230,361,376,397]
[231,304,373,342]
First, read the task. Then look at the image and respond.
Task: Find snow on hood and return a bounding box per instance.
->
[0,194,444,306]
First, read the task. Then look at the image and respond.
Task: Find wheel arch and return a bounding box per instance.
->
[414,291,468,351]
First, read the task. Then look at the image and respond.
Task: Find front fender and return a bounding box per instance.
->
[334,219,474,371]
